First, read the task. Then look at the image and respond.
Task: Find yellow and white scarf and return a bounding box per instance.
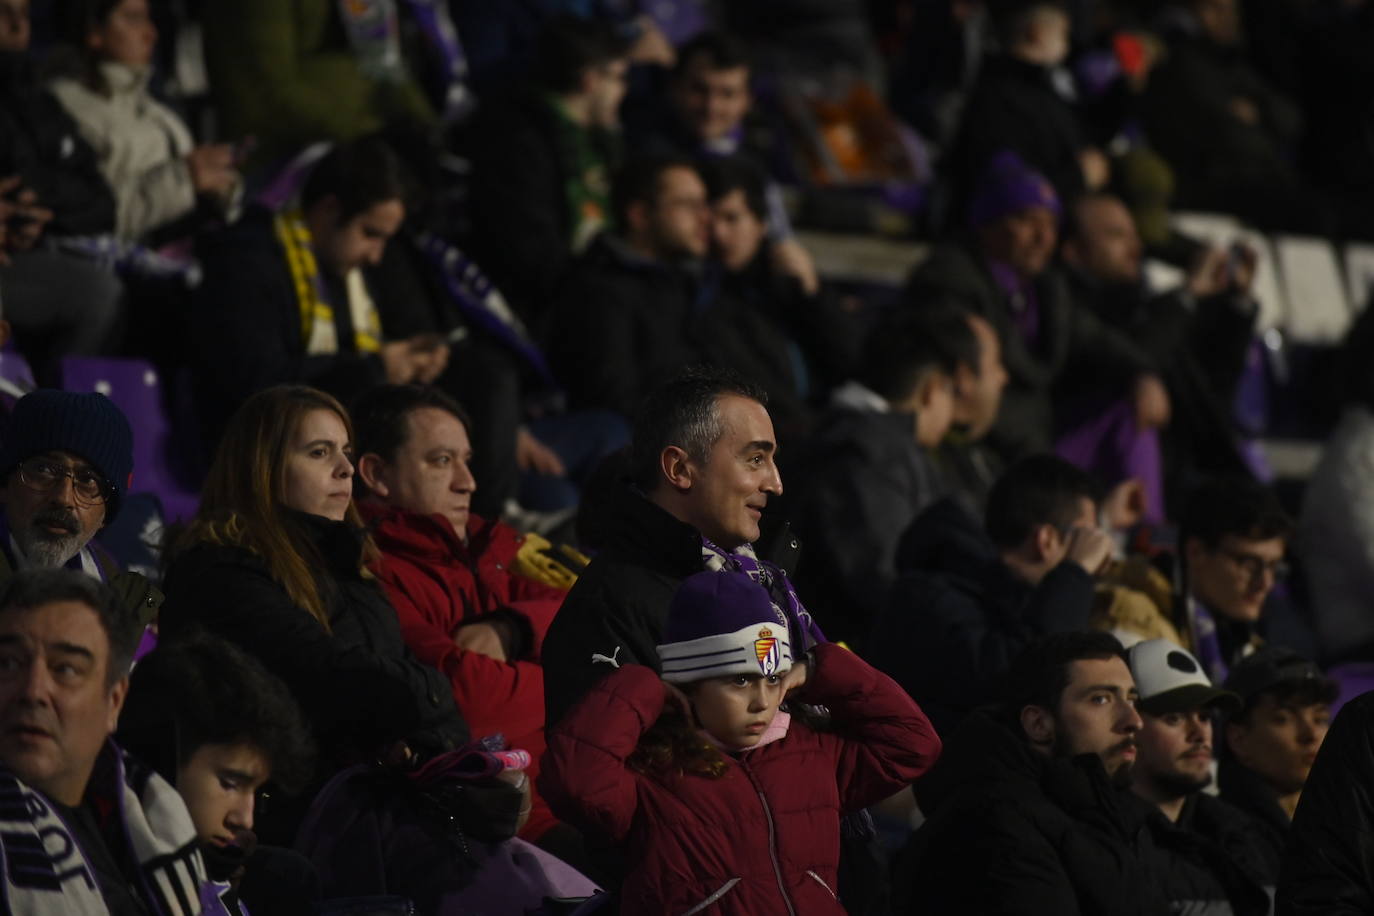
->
[274,208,383,355]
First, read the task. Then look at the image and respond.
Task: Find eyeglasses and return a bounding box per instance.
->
[1219,548,1288,582]
[16,458,112,506]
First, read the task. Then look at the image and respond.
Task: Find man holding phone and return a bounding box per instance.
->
[193,137,450,443]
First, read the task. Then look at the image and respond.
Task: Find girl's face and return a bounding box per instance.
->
[281,409,354,522]
[689,672,787,750]
[88,0,157,71]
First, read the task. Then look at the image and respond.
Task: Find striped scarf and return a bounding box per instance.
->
[701,538,826,655]
[273,208,382,356]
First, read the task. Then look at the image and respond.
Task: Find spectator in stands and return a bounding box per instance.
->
[703,155,861,400]
[0,390,162,630]
[0,569,205,914]
[49,0,241,244]
[1299,304,1374,662]
[0,0,121,385]
[546,155,713,418]
[949,0,1109,212]
[1178,477,1304,682]
[931,311,1011,517]
[1220,647,1336,877]
[1126,639,1273,910]
[898,631,1171,914]
[192,138,449,445]
[1276,684,1374,913]
[201,0,449,166]
[119,635,318,916]
[789,307,969,647]
[161,385,593,908]
[1143,0,1331,233]
[543,366,823,729]
[541,570,940,915]
[464,15,629,329]
[870,455,1112,734]
[1061,191,1260,508]
[352,384,569,845]
[163,384,467,789]
[634,29,818,296]
[905,151,1168,502]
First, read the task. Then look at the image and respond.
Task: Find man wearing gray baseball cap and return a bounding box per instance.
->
[1126,638,1272,914]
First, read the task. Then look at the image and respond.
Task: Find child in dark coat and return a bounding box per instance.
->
[540,570,942,914]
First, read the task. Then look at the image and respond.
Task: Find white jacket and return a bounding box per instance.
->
[1299,404,1374,659]
[49,62,236,242]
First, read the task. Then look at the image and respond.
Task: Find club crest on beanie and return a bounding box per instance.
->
[0,390,134,522]
[658,571,793,684]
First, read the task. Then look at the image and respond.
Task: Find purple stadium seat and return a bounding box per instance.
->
[59,357,200,523]
[1326,663,1374,719]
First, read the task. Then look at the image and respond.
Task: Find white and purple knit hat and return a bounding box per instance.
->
[657,571,793,684]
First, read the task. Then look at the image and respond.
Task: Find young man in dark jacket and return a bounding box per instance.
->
[789,306,971,648]
[897,631,1166,914]
[870,455,1112,735]
[1126,638,1273,913]
[1220,647,1337,878]
[463,16,629,329]
[1277,686,1374,914]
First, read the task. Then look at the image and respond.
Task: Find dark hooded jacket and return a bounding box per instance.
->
[1276,691,1374,915]
[899,710,1269,915]
[868,497,1095,736]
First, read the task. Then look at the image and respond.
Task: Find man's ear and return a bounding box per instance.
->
[106,675,130,735]
[1224,721,1249,763]
[1061,237,1083,268]
[1183,536,1206,569]
[1020,704,1056,748]
[659,446,694,492]
[355,453,390,498]
[1031,523,1058,563]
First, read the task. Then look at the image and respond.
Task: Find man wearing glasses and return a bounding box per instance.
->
[1178,476,1311,683]
[0,390,160,631]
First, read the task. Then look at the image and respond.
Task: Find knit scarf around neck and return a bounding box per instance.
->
[273,208,382,356]
[701,537,825,653]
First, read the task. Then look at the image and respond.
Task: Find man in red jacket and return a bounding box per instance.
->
[351,384,568,844]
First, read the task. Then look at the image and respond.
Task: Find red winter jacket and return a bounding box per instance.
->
[363,503,567,837]
[540,642,942,914]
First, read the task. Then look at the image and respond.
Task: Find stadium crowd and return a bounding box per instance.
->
[0,0,1372,912]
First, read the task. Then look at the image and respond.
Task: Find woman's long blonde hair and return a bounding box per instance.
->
[178,385,378,631]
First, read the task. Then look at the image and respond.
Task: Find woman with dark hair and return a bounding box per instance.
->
[48,0,240,243]
[160,384,596,911]
[119,635,318,916]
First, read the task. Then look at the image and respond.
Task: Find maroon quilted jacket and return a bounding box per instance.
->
[540,642,941,914]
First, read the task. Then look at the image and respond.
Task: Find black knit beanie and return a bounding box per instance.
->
[0,390,134,522]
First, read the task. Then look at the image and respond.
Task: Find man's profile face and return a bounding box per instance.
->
[1226,693,1331,796]
[671,56,751,143]
[1135,707,1215,798]
[1067,197,1142,286]
[953,315,1008,439]
[1186,534,1286,622]
[648,166,711,261]
[0,600,126,806]
[682,395,782,550]
[2,450,108,569]
[315,197,405,276]
[370,407,476,541]
[1052,657,1141,781]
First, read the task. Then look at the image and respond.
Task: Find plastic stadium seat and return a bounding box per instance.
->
[59,357,200,523]
[1344,242,1374,311]
[1143,259,1184,294]
[1275,235,1352,345]
[1169,211,1242,245]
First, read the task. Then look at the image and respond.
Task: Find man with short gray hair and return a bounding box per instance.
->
[542,365,820,725]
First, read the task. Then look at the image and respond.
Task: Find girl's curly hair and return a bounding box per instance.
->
[628,707,731,781]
